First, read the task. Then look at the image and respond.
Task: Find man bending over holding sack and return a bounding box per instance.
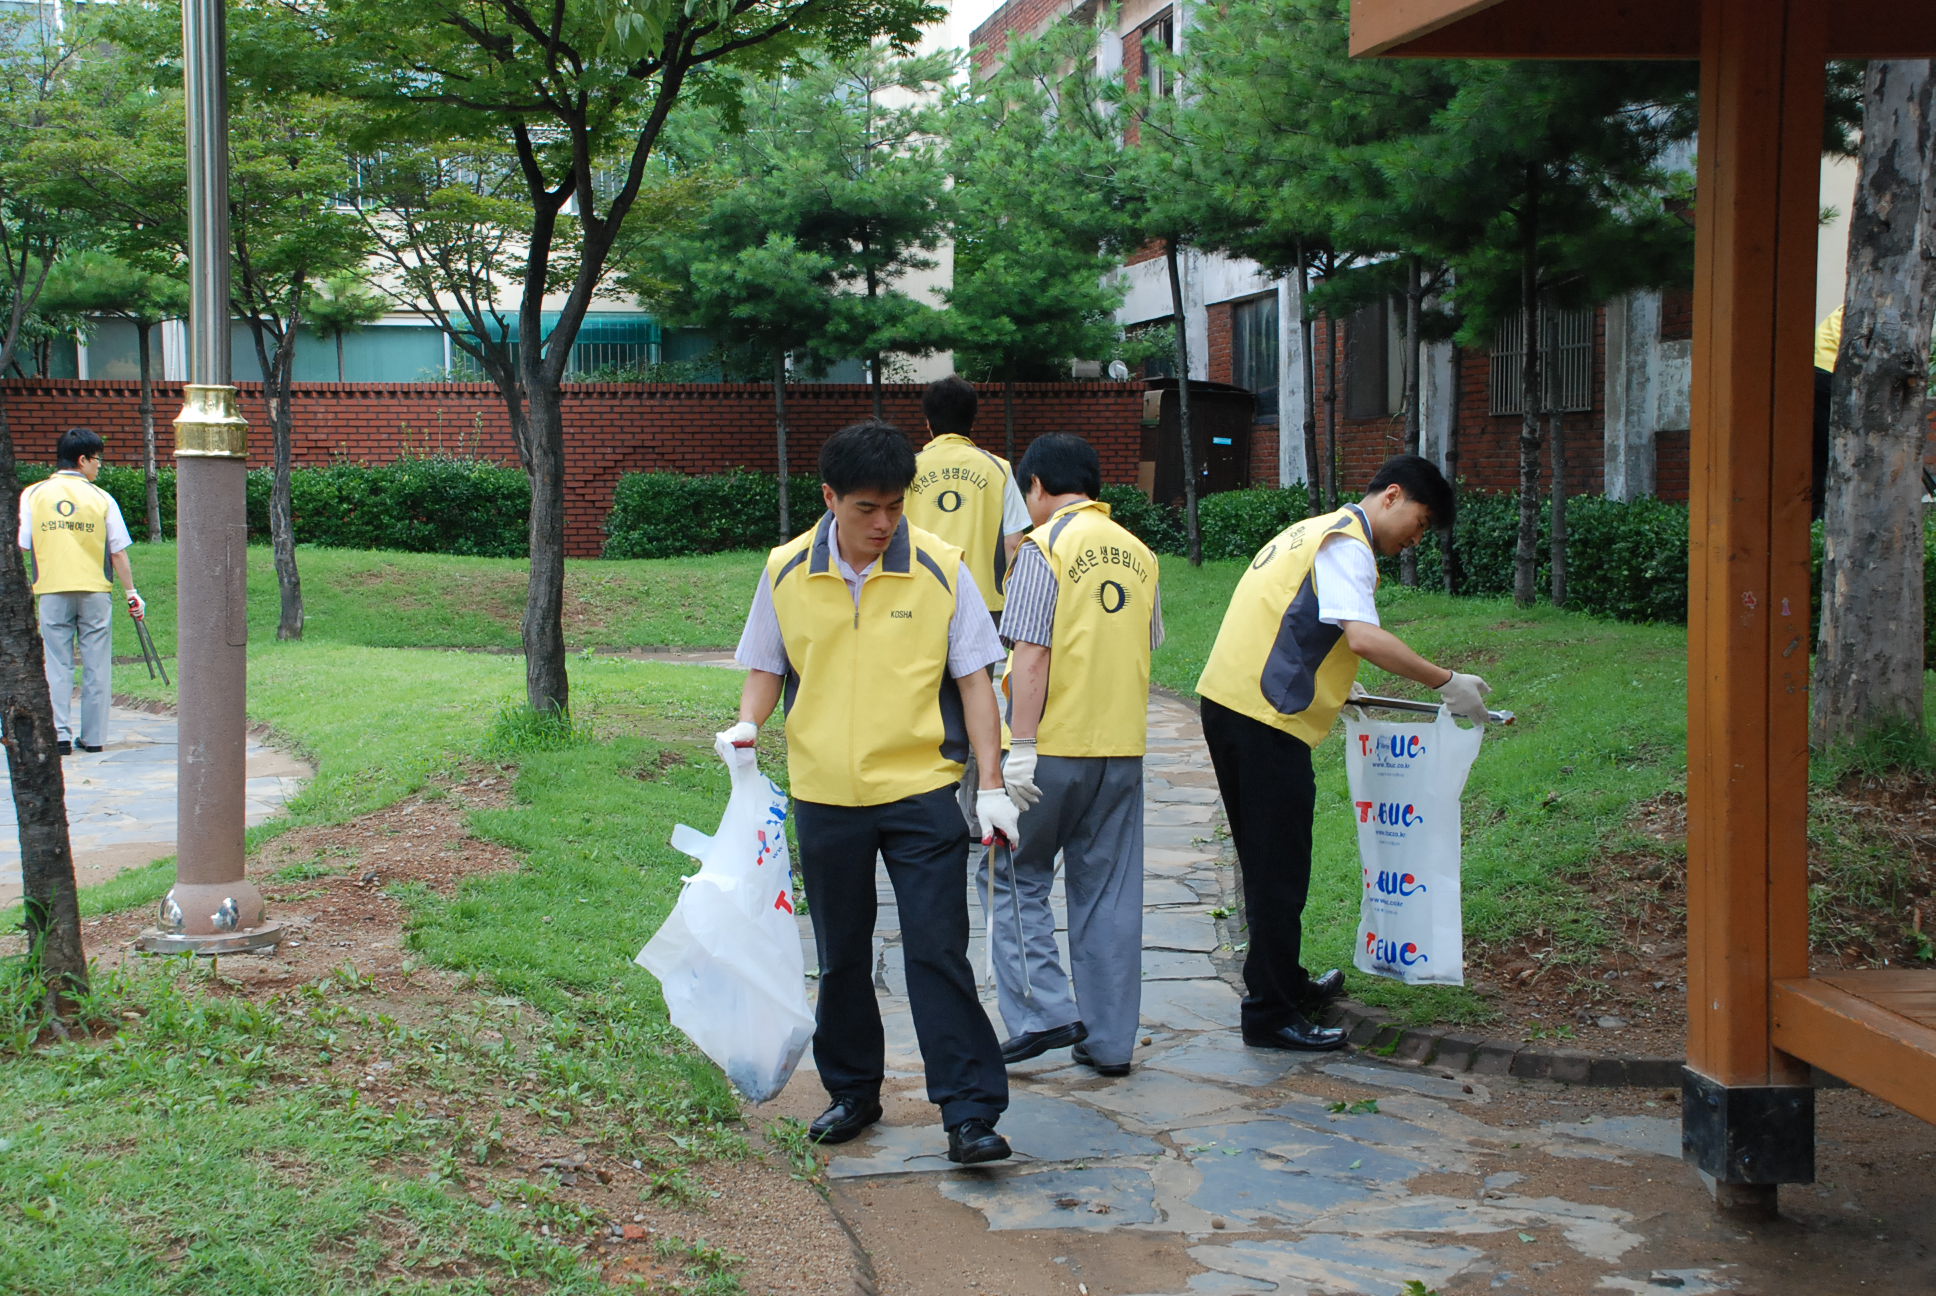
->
[1196,454,1492,1053]
[719,421,1024,1165]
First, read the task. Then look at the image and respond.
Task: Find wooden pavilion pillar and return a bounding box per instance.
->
[1680,0,1822,1208]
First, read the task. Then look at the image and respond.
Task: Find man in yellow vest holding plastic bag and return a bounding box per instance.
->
[1196,455,1490,1052]
[720,421,1023,1165]
[17,428,145,756]
[991,433,1162,1076]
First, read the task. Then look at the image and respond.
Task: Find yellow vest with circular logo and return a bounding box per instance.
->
[24,473,113,595]
[907,434,1016,611]
[1024,499,1158,758]
[1195,505,1376,747]
[768,514,969,807]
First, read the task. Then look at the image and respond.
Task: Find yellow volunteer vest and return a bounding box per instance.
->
[1195,504,1376,747]
[1813,305,1843,371]
[768,513,969,807]
[24,473,113,595]
[907,434,1016,611]
[1025,500,1158,758]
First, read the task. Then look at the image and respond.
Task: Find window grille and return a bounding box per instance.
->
[1490,305,1593,415]
[1231,295,1278,419]
[1344,299,1394,420]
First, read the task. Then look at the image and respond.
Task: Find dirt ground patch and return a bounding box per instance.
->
[75,772,860,1296]
[1462,773,1936,1060]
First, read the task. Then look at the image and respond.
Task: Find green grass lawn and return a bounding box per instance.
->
[6,641,777,1295]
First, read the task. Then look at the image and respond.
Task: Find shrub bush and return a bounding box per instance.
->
[1196,484,1315,561]
[603,471,822,558]
[20,457,527,555]
[1097,485,1188,556]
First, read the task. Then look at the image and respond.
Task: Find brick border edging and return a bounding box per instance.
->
[1320,997,1686,1089]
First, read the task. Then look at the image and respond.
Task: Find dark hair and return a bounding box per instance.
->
[1366,454,1455,528]
[820,421,917,497]
[922,375,978,437]
[1016,433,1101,500]
[57,427,104,469]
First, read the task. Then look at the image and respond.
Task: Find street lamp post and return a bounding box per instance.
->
[138,0,280,954]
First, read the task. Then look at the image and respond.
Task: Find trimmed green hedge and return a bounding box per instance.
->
[18,457,529,557]
[1098,485,1188,556]
[603,471,823,558]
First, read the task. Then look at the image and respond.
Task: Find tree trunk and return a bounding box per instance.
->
[137,321,162,542]
[1324,312,1340,511]
[266,339,304,642]
[1513,171,1544,609]
[522,381,571,715]
[1400,257,1424,587]
[1298,244,1320,514]
[1548,410,1568,607]
[0,393,86,1014]
[1165,243,1202,567]
[1444,343,1463,595]
[336,333,347,383]
[1002,371,1016,463]
[772,347,791,539]
[1812,58,1936,749]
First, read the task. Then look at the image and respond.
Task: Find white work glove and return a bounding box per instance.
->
[976,788,1022,849]
[125,588,145,620]
[1002,739,1041,812]
[714,720,757,765]
[1342,680,1369,718]
[1437,671,1493,724]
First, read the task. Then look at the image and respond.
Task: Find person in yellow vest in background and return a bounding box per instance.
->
[1810,304,1842,519]
[17,428,145,757]
[906,376,1033,862]
[1196,454,1491,1053]
[990,433,1163,1077]
[906,375,1031,624]
[719,421,1024,1166]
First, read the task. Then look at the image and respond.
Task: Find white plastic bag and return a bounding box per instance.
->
[636,749,813,1102]
[1345,705,1484,986]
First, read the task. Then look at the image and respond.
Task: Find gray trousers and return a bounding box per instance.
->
[39,591,113,746]
[982,754,1144,1066]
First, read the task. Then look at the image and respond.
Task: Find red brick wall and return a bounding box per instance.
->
[1,379,1148,557]
[970,0,1091,74]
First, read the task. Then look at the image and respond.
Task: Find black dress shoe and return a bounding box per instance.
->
[999,1020,1087,1065]
[1299,968,1346,1008]
[1071,1042,1131,1077]
[56,740,71,757]
[807,1097,882,1145]
[78,743,103,753]
[946,1118,1011,1164]
[1241,1012,1348,1052]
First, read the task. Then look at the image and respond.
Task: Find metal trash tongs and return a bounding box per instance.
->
[980,835,1032,999]
[1352,693,1514,726]
[131,607,170,686]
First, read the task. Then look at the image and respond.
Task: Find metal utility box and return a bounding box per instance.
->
[1137,378,1256,507]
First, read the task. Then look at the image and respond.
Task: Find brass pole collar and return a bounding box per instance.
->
[173,384,250,459]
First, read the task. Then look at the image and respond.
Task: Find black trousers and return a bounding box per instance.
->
[1199,696,1322,1033]
[793,784,1007,1129]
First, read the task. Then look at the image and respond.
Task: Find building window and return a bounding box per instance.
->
[1231,294,1278,420]
[1344,299,1400,420]
[1490,305,1593,415]
[1134,10,1175,98]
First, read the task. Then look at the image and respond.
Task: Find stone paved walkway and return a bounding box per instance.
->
[0,702,309,906]
[767,694,1738,1296]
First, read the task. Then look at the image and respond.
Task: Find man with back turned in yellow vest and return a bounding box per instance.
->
[990,433,1163,1077]
[906,376,1033,863]
[1196,454,1492,1052]
[17,428,145,757]
[718,420,1024,1166]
